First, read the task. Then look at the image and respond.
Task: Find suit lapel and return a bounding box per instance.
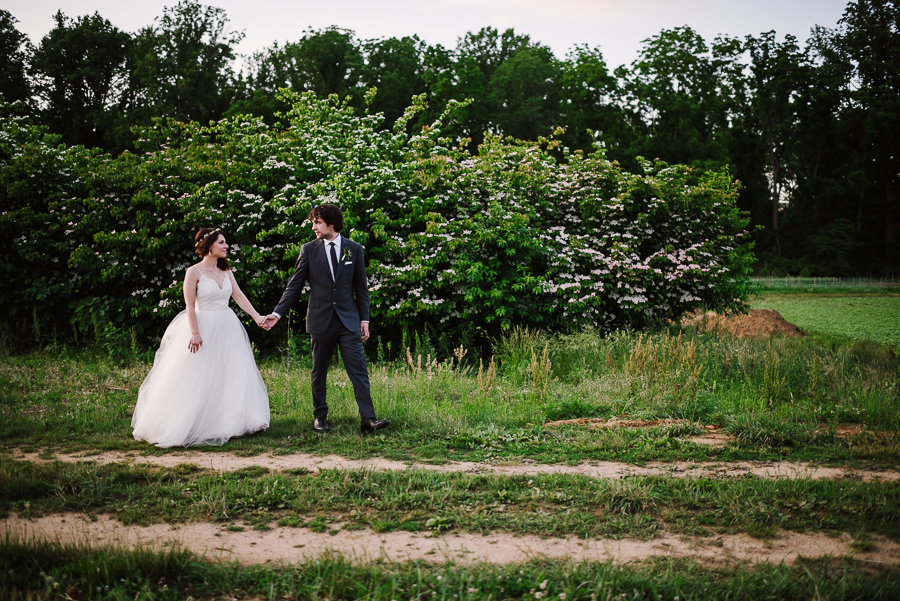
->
[314,239,331,282]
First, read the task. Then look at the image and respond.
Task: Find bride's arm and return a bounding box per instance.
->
[184,267,203,352]
[229,272,265,325]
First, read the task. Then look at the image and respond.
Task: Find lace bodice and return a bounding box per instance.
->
[195,270,232,311]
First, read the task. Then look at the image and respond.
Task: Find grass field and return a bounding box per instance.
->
[2,295,900,600]
[753,293,900,346]
[3,325,899,463]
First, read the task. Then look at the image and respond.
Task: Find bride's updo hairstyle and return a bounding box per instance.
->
[194,228,230,271]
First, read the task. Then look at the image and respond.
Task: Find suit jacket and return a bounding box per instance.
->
[273,235,370,335]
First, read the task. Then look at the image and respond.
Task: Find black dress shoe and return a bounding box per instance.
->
[360,418,390,434]
[313,417,331,432]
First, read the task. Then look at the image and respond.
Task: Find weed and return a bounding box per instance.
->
[307,516,328,533]
[762,340,789,407]
[277,514,301,527]
[232,466,270,479]
[477,355,497,395]
[527,343,553,403]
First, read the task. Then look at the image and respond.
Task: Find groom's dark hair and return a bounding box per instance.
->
[309,204,344,232]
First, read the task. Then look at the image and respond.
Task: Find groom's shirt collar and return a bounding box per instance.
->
[324,233,342,257]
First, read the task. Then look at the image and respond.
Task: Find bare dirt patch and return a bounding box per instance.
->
[3,513,898,566]
[680,309,806,339]
[9,449,898,482]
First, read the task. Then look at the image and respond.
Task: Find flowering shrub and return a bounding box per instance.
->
[0,92,754,351]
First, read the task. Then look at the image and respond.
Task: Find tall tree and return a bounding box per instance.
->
[228,27,364,121]
[786,25,865,274]
[557,44,626,158]
[742,31,813,255]
[832,0,900,272]
[449,27,533,145]
[360,35,426,127]
[489,44,560,141]
[0,10,32,105]
[418,42,458,132]
[30,11,131,149]
[615,26,734,172]
[130,1,243,125]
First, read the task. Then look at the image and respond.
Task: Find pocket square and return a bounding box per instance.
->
[344,261,352,265]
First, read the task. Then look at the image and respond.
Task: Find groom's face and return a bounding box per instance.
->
[311,217,337,240]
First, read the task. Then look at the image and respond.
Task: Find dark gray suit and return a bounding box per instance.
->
[273,235,375,420]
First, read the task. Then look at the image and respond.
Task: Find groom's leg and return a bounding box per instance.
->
[309,314,339,420]
[336,325,376,420]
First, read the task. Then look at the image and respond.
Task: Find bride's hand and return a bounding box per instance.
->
[188,331,202,353]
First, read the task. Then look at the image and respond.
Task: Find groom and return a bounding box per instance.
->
[262,204,389,434]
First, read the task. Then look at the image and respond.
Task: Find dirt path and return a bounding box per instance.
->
[4,513,898,567]
[6,449,899,567]
[9,449,899,482]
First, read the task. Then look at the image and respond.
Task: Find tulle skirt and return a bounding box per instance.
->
[132,308,270,447]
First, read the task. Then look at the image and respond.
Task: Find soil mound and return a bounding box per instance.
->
[680,309,805,339]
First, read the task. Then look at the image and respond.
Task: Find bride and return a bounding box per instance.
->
[132,228,270,447]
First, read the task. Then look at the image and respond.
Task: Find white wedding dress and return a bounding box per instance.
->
[132,271,270,447]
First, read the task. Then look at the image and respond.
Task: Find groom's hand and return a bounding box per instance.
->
[360,321,370,341]
[263,314,280,330]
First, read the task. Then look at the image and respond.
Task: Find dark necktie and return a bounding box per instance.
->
[329,241,338,281]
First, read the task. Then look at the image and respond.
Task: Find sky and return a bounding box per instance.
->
[9,0,851,70]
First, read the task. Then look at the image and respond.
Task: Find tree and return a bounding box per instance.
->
[444,27,534,146]
[130,1,244,125]
[615,27,734,173]
[0,10,32,105]
[489,44,561,141]
[742,31,813,255]
[30,11,131,150]
[780,25,866,274]
[360,36,427,127]
[557,44,626,157]
[832,0,900,272]
[228,27,364,122]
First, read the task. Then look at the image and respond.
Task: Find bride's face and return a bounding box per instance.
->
[209,235,228,259]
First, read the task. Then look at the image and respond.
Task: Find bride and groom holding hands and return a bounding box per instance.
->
[131,203,389,448]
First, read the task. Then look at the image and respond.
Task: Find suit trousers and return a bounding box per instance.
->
[309,311,376,421]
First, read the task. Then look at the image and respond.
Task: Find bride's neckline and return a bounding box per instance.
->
[196,265,229,290]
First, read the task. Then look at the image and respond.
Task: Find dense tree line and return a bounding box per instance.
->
[1,0,898,275]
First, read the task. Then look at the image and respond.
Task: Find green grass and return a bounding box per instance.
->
[2,325,899,465]
[3,312,900,597]
[753,294,900,346]
[2,539,898,601]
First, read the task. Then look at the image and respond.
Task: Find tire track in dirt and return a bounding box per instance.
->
[4,513,899,566]
[8,449,899,482]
